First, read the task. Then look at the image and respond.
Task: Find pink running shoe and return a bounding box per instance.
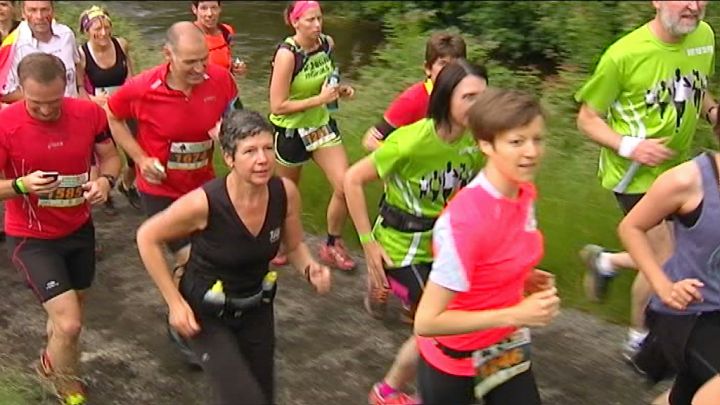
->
[368,383,419,405]
[319,240,356,271]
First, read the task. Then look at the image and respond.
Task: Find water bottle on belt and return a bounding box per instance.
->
[203,280,226,316]
[262,271,278,303]
[326,68,340,113]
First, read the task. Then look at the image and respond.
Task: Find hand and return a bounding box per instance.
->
[208,119,222,141]
[19,171,61,194]
[338,85,354,99]
[362,128,384,152]
[82,177,112,205]
[512,287,561,327]
[630,138,674,166]
[657,278,704,311]
[138,156,167,185]
[524,269,555,294]
[89,93,109,107]
[231,60,248,77]
[362,241,393,290]
[305,261,332,294]
[318,81,339,105]
[168,298,201,338]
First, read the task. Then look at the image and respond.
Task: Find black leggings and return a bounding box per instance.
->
[187,304,276,405]
[417,355,541,405]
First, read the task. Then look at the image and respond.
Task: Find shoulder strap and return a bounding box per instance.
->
[218,23,233,45]
[271,37,306,84]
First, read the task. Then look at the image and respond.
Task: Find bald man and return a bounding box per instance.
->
[105,21,240,365]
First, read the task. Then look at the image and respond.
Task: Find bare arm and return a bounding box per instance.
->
[343,157,379,236]
[702,91,718,126]
[576,103,622,151]
[137,189,208,309]
[618,162,704,309]
[118,37,135,78]
[0,89,22,103]
[75,60,90,100]
[104,103,146,163]
[269,48,334,115]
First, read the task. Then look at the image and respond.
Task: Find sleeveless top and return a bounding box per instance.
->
[186,176,287,295]
[651,152,720,314]
[82,37,128,92]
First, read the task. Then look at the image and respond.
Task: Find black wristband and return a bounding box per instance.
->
[11,178,23,195]
[100,174,116,189]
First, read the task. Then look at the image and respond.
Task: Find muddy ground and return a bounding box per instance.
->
[0,196,671,404]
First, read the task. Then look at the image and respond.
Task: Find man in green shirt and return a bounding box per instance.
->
[575,0,717,361]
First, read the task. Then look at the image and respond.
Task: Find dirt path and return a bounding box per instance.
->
[0,197,670,404]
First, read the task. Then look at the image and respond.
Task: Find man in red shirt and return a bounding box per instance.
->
[362,32,467,152]
[105,21,238,365]
[0,53,120,404]
[191,0,247,76]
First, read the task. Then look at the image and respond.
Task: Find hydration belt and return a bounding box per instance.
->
[379,200,437,233]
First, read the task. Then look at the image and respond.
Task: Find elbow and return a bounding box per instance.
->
[342,171,360,201]
[269,98,287,116]
[413,316,435,337]
[576,110,588,134]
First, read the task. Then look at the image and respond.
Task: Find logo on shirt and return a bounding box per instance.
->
[525,203,537,232]
[45,280,60,290]
[269,227,281,243]
[203,95,216,103]
[687,45,714,56]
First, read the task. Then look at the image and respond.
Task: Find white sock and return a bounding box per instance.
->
[596,252,616,276]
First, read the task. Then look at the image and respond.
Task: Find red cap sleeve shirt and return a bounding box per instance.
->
[0,99,111,239]
[107,63,238,199]
[383,80,431,129]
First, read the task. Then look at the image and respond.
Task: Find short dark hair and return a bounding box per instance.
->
[427,58,489,129]
[468,87,545,143]
[22,0,53,9]
[220,110,274,156]
[425,32,466,67]
[191,1,221,7]
[18,53,66,86]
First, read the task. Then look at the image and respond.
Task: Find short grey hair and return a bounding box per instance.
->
[220,110,274,156]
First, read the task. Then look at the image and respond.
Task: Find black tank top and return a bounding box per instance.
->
[186,176,286,295]
[82,37,128,88]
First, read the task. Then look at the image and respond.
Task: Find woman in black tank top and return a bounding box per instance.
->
[137,110,331,405]
[78,6,140,212]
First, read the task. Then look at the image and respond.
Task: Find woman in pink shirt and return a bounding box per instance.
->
[414,88,560,404]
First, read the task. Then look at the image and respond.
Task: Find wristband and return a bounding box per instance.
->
[618,136,643,159]
[100,174,117,189]
[358,232,375,245]
[14,178,28,194]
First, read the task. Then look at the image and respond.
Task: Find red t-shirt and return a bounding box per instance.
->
[417,173,544,376]
[108,63,238,199]
[0,99,111,239]
[379,80,432,136]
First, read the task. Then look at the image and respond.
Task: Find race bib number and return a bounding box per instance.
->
[297,125,338,152]
[167,140,213,170]
[94,86,120,96]
[38,173,89,208]
[473,328,532,399]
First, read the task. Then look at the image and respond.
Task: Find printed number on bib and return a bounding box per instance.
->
[38,173,89,208]
[297,125,338,152]
[167,140,213,170]
[473,327,532,399]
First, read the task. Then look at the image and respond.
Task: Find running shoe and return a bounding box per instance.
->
[270,252,288,267]
[579,244,615,302]
[319,240,356,271]
[364,280,389,320]
[368,383,418,405]
[117,181,141,210]
[166,321,202,369]
[35,351,87,405]
[622,332,647,362]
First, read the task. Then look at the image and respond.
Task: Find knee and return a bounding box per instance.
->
[52,317,82,340]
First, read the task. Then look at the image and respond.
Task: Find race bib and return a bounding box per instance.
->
[473,328,532,399]
[94,86,120,96]
[297,125,338,152]
[38,173,89,208]
[167,140,213,170]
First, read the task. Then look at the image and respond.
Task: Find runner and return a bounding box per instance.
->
[269,0,356,270]
[137,110,331,405]
[191,0,247,77]
[0,53,121,405]
[344,59,487,404]
[0,0,20,243]
[1,0,88,102]
[575,0,715,360]
[414,87,559,405]
[361,32,466,152]
[77,5,140,214]
[618,151,720,405]
[105,21,239,365]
